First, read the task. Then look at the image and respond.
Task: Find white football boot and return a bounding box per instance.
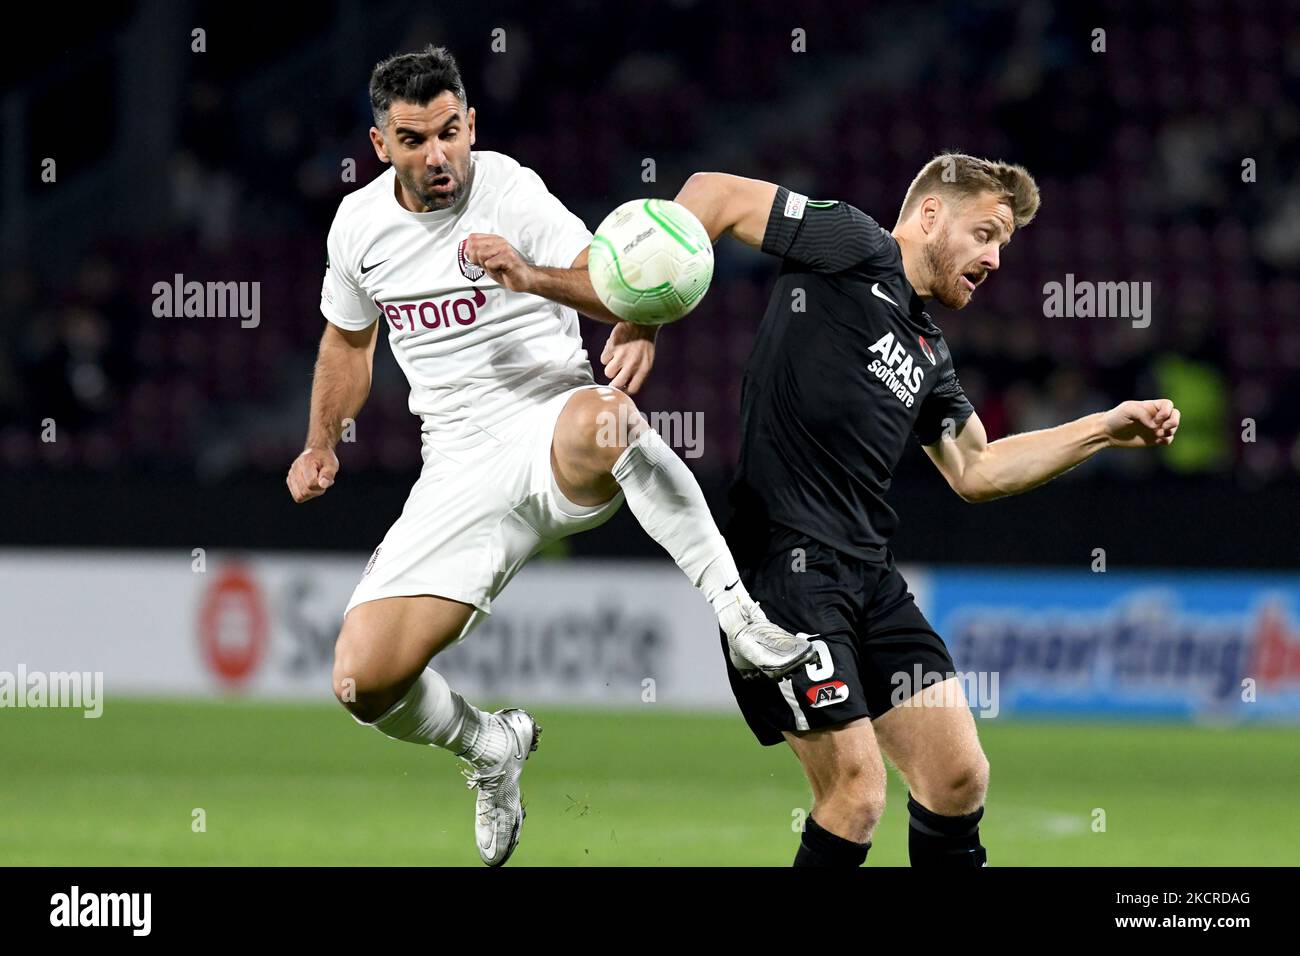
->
[461,708,541,867]
[723,600,819,680]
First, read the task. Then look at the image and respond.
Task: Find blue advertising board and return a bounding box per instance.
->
[927,569,1300,720]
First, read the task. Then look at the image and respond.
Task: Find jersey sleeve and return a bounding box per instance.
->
[320,214,381,331]
[505,167,594,269]
[913,369,976,446]
[760,186,893,274]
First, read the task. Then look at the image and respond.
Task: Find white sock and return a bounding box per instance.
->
[610,427,758,637]
[366,669,511,765]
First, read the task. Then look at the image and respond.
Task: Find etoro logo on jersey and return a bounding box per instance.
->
[374,287,487,333]
[866,330,932,408]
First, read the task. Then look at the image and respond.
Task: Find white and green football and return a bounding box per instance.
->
[587,198,714,325]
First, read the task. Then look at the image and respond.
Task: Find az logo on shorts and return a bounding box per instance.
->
[806,680,850,708]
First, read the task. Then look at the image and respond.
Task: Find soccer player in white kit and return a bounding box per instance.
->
[285,45,816,866]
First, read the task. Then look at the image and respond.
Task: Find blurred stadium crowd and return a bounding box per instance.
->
[1,0,1297,488]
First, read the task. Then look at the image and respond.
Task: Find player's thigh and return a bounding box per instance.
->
[333,593,476,696]
[784,716,888,811]
[871,676,989,813]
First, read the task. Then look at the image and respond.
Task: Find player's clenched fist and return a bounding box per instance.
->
[1104,399,1181,448]
[287,446,340,503]
[463,233,536,292]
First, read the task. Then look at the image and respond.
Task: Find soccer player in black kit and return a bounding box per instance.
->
[672,154,1181,867]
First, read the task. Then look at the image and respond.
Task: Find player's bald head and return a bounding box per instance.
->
[369,44,467,131]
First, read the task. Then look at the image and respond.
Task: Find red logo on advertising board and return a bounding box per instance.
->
[198,564,268,686]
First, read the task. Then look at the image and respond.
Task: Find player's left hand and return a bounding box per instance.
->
[463,233,536,292]
[1104,399,1181,447]
[601,321,657,394]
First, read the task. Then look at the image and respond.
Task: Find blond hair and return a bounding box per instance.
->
[897,152,1040,228]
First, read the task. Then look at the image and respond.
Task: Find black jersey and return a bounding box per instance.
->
[727,186,975,563]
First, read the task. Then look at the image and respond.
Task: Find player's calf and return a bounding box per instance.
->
[796,819,876,867]
[907,792,988,868]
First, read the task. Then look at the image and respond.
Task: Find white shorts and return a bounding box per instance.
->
[344,384,624,643]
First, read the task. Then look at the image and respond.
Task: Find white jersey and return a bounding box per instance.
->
[320,150,595,460]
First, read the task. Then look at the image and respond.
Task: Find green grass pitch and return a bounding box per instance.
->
[2,699,1296,866]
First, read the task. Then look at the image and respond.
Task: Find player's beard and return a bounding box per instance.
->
[399,155,471,211]
[922,223,971,310]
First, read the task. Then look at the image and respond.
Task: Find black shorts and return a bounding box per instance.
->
[719,524,957,746]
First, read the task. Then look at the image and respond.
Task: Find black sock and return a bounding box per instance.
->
[793,815,871,867]
[907,792,987,867]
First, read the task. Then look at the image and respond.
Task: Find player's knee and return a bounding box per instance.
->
[951,751,990,807]
[966,752,992,804]
[332,631,395,722]
[562,387,643,470]
[331,660,359,711]
[920,753,990,815]
[331,652,366,714]
[332,664,400,723]
[340,690,398,724]
[825,765,887,830]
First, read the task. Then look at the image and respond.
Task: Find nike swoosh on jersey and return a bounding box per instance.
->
[360,257,390,275]
[870,282,901,309]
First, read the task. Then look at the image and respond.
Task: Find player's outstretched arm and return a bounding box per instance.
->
[673,172,779,248]
[923,399,1181,503]
[286,321,378,503]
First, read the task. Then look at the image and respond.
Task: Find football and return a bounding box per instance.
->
[587,198,714,325]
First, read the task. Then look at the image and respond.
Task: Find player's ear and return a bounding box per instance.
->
[369,127,390,164]
[466,106,476,147]
[919,195,940,236]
